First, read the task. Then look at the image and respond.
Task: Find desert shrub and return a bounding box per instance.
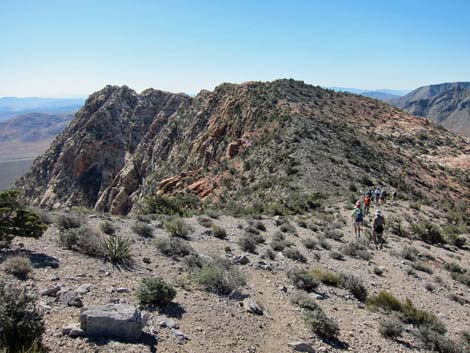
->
[419,327,461,353]
[3,256,32,279]
[302,237,317,249]
[411,220,446,245]
[30,207,52,225]
[262,248,276,260]
[283,248,306,263]
[450,272,470,287]
[238,236,257,253]
[206,209,221,219]
[155,237,193,258]
[0,280,45,352]
[251,220,266,231]
[271,240,287,251]
[224,246,232,253]
[280,223,296,233]
[399,245,419,261]
[311,268,341,287]
[145,193,200,216]
[348,183,357,192]
[193,259,246,295]
[340,273,368,301]
[183,253,207,270]
[450,294,467,305]
[424,282,435,292]
[245,226,260,235]
[379,316,404,340]
[304,307,339,339]
[248,232,265,244]
[406,267,417,277]
[297,219,308,228]
[197,216,213,228]
[272,231,285,242]
[324,229,343,241]
[58,226,102,257]
[340,239,371,260]
[290,291,320,311]
[329,250,344,261]
[132,222,154,238]
[0,190,47,247]
[318,236,332,250]
[136,277,176,306]
[101,235,134,263]
[163,218,192,238]
[56,214,82,230]
[287,268,319,292]
[388,216,408,237]
[210,225,227,239]
[444,262,465,274]
[411,261,433,274]
[366,291,402,312]
[99,221,116,235]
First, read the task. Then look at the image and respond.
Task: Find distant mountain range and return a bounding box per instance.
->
[0,97,84,121]
[390,82,470,137]
[328,87,409,100]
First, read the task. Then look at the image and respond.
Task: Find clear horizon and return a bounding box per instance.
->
[1,0,469,97]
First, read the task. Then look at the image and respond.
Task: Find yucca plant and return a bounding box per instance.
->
[101,235,134,263]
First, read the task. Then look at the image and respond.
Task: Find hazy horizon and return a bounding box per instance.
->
[1,0,469,97]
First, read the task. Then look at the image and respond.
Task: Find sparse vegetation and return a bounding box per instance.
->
[303,306,339,339]
[56,214,82,230]
[210,225,228,239]
[145,193,200,216]
[238,235,258,253]
[132,222,154,238]
[163,217,192,238]
[155,237,193,258]
[311,267,341,286]
[379,316,404,340]
[3,256,33,279]
[58,226,102,257]
[0,280,45,352]
[340,239,371,260]
[411,220,446,245]
[99,220,116,235]
[193,258,246,295]
[340,273,368,301]
[197,216,213,228]
[282,248,306,263]
[136,277,176,306]
[287,268,319,292]
[302,237,317,249]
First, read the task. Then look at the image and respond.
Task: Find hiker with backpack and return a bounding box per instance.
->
[371,209,386,249]
[379,188,387,204]
[363,193,371,215]
[351,201,364,238]
[375,187,381,203]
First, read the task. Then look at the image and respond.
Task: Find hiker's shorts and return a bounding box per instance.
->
[353,221,363,227]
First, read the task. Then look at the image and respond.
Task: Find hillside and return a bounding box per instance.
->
[390,82,470,137]
[16,80,469,215]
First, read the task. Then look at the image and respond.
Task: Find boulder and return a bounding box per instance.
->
[63,324,86,338]
[288,341,315,352]
[243,298,264,315]
[80,304,147,340]
[40,285,61,296]
[234,255,250,265]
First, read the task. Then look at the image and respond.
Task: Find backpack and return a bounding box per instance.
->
[355,208,363,222]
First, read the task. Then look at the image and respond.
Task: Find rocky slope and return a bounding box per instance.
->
[390,82,470,137]
[16,80,470,214]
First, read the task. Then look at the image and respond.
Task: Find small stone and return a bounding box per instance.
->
[75,284,95,294]
[116,287,129,293]
[159,319,179,329]
[142,257,151,264]
[234,255,250,265]
[243,298,263,315]
[229,291,250,301]
[172,329,189,344]
[63,324,85,338]
[61,291,83,308]
[288,341,315,352]
[40,285,62,296]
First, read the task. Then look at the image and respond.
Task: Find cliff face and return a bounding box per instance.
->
[390,82,470,137]
[16,80,470,214]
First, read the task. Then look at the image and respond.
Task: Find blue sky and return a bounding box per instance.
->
[1,0,469,97]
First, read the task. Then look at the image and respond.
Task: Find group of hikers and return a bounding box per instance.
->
[351,186,394,249]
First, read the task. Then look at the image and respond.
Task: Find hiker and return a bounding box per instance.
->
[363,193,371,215]
[351,201,364,238]
[379,188,387,204]
[371,210,385,249]
[375,187,381,203]
[392,189,397,200]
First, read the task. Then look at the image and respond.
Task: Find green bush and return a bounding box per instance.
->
[99,221,116,235]
[329,250,345,261]
[132,222,154,238]
[340,273,368,301]
[210,225,227,239]
[145,193,200,216]
[280,223,296,233]
[450,272,470,287]
[444,262,465,274]
[101,235,134,263]
[302,237,317,249]
[197,216,213,228]
[56,214,82,230]
[340,239,371,260]
[379,316,404,340]
[311,268,341,286]
[155,237,193,258]
[399,245,419,261]
[58,226,102,257]
[366,291,402,312]
[0,190,47,246]
[411,221,446,245]
[283,248,306,263]
[290,291,321,311]
[193,259,246,295]
[0,280,45,352]
[287,268,319,292]
[304,307,339,339]
[238,235,257,253]
[3,256,32,279]
[419,327,461,353]
[411,261,433,274]
[271,240,287,251]
[163,218,192,238]
[136,277,176,306]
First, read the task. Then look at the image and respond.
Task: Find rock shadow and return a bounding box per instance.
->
[0,248,60,268]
